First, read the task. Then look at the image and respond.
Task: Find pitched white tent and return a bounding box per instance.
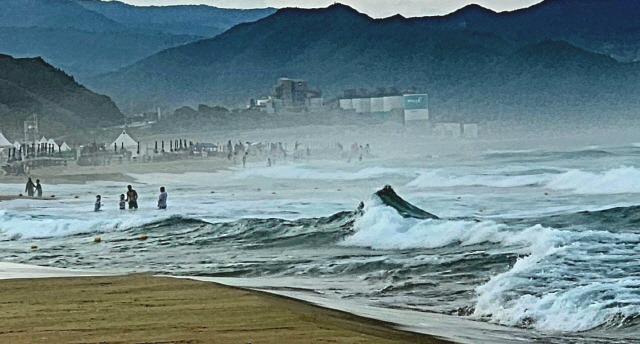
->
[39,136,48,145]
[111,130,139,157]
[0,131,12,148]
[47,138,59,151]
[59,142,72,152]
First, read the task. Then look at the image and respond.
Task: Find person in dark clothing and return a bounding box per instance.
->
[94,195,102,212]
[35,179,43,198]
[25,178,35,197]
[126,185,138,209]
[157,186,167,210]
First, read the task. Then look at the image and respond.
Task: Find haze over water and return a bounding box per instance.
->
[2,127,640,343]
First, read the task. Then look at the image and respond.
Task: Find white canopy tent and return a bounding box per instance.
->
[0,131,12,148]
[47,138,59,151]
[39,136,48,145]
[111,130,140,158]
[59,142,72,152]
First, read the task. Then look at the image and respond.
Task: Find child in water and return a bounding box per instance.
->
[94,195,102,212]
[119,194,126,210]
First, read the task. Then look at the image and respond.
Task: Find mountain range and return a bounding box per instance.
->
[0,54,124,137]
[2,0,640,126]
[0,0,274,77]
[87,1,640,123]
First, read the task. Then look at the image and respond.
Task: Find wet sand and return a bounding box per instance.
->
[0,157,233,185]
[0,274,451,344]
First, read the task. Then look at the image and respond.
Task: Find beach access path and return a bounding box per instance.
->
[0,263,450,344]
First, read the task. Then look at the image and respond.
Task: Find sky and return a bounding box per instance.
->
[114,0,544,18]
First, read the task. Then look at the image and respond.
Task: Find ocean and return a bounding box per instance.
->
[2,142,640,343]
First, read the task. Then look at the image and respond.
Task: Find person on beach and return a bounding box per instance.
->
[267,158,272,167]
[94,195,102,212]
[25,178,35,197]
[126,185,138,209]
[157,187,167,210]
[35,179,43,198]
[242,152,248,168]
[119,194,126,210]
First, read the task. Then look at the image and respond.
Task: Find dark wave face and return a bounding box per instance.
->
[375,185,439,220]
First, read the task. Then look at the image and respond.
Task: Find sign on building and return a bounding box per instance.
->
[403,94,429,122]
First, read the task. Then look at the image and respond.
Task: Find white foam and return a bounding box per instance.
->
[341,197,511,250]
[473,227,640,331]
[545,166,640,194]
[407,170,551,189]
[0,208,180,239]
[234,165,414,181]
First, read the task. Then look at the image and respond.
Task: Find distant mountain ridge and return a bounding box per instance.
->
[0,0,275,77]
[419,0,640,61]
[0,54,124,136]
[87,2,640,123]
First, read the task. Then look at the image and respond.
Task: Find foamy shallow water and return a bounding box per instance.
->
[2,144,640,343]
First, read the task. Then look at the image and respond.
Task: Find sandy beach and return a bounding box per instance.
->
[0,156,234,186]
[0,273,450,344]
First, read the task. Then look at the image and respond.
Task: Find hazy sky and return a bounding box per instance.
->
[115,0,543,18]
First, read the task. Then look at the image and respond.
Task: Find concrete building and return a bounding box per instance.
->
[432,123,463,138]
[266,78,323,113]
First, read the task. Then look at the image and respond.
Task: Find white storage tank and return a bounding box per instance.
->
[339,98,353,110]
[353,98,371,113]
[370,97,384,113]
[383,96,404,112]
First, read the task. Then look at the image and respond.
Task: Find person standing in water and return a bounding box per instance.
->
[119,194,126,210]
[25,178,35,197]
[126,185,138,209]
[157,186,167,210]
[35,179,43,198]
[94,195,102,212]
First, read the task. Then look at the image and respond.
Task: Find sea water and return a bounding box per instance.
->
[2,143,640,343]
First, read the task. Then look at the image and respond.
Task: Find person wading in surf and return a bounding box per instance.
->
[25,178,36,197]
[157,186,167,210]
[126,185,138,209]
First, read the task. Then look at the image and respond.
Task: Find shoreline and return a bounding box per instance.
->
[0,264,453,344]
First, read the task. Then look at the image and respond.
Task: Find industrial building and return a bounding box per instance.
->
[339,91,478,138]
[259,78,323,114]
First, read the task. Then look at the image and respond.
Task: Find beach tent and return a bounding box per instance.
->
[59,142,72,152]
[0,131,12,148]
[39,136,48,145]
[13,141,20,149]
[47,138,59,151]
[111,130,139,157]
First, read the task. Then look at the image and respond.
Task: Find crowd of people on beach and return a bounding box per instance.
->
[223,139,373,168]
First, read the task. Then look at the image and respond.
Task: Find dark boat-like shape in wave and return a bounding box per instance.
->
[374,185,439,220]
